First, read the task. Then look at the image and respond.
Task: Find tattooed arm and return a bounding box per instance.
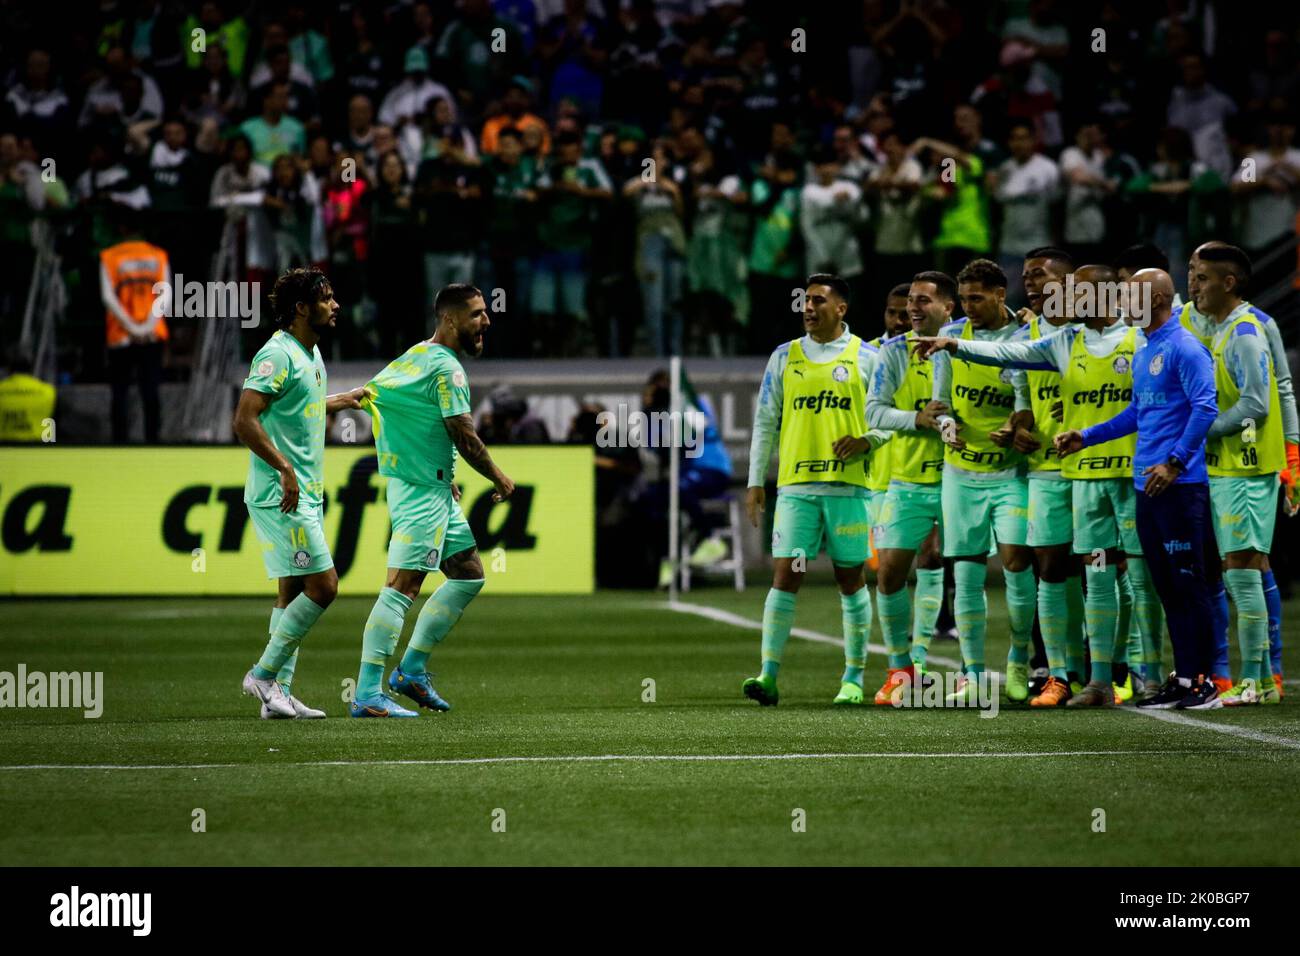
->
[442,412,515,502]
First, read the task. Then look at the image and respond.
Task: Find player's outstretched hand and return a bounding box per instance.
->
[1054,430,1085,457]
[492,472,515,503]
[745,486,766,528]
[451,482,461,502]
[278,467,300,514]
[832,434,870,460]
[914,400,949,430]
[911,336,955,360]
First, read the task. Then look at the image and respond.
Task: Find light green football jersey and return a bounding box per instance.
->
[242,329,328,508]
[366,341,470,486]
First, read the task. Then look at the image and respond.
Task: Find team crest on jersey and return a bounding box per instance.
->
[1149,353,1165,376]
[257,359,274,376]
[832,365,849,382]
[292,550,310,569]
[1112,355,1130,375]
[425,548,441,568]
[452,370,466,387]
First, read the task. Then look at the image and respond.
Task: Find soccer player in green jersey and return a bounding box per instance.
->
[864,272,954,703]
[918,264,1167,706]
[742,274,890,706]
[863,284,917,530]
[350,283,514,717]
[927,259,1037,704]
[235,268,368,719]
[1187,246,1284,706]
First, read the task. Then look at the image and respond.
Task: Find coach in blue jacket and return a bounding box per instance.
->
[1055,269,1221,709]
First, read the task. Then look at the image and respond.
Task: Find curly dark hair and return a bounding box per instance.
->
[956,258,1008,290]
[268,268,331,328]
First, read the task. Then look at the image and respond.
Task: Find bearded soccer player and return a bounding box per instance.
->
[743,274,889,706]
[350,283,515,718]
[1056,269,1220,710]
[234,268,367,719]
[1186,246,1284,705]
[864,272,953,702]
[1183,240,1296,696]
[927,259,1037,703]
[917,264,1166,706]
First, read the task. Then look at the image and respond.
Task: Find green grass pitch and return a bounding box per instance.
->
[2,582,1299,866]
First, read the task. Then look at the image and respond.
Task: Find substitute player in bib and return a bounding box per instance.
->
[743,274,889,706]
[864,272,954,702]
[1016,247,1089,695]
[916,264,1165,706]
[928,259,1037,703]
[234,268,367,719]
[351,283,515,718]
[1183,240,1296,696]
[863,284,916,530]
[1189,246,1284,705]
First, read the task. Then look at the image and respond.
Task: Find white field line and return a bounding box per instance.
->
[665,600,1300,752]
[0,750,1220,772]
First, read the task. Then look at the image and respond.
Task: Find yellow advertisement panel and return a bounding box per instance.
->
[0,446,593,595]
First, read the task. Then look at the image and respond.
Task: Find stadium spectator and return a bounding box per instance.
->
[478,126,538,357]
[379,47,455,130]
[0,355,57,442]
[532,130,613,353]
[180,44,245,131]
[1059,119,1117,265]
[182,2,250,77]
[78,44,165,132]
[335,7,387,110]
[416,138,482,325]
[239,81,306,167]
[480,77,551,156]
[1167,52,1237,181]
[1231,111,1300,270]
[800,146,867,303]
[434,0,527,118]
[480,384,551,443]
[625,139,687,356]
[370,149,422,356]
[866,130,924,311]
[247,44,320,127]
[989,121,1060,308]
[100,216,170,443]
[4,49,73,159]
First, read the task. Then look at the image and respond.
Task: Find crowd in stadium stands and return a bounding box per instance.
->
[2,0,1300,386]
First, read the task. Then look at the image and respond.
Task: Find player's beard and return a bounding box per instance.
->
[461,326,484,357]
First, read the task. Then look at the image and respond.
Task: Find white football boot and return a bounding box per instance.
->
[261,694,327,719]
[242,669,296,718]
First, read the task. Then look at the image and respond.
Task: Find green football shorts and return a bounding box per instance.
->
[942,473,1028,557]
[867,489,887,527]
[386,476,478,571]
[1209,474,1278,555]
[247,501,334,579]
[1071,478,1141,555]
[1027,477,1074,548]
[875,482,942,552]
[771,491,872,566]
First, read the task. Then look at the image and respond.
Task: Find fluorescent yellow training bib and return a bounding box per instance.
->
[777,335,870,488]
[1025,315,1064,473]
[947,320,1020,472]
[888,332,945,484]
[1061,325,1138,480]
[1207,314,1284,478]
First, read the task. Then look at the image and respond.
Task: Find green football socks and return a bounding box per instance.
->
[760,588,797,680]
[953,560,988,675]
[912,567,944,667]
[400,578,485,675]
[253,593,326,679]
[840,586,870,685]
[1064,573,1086,679]
[1003,566,1037,666]
[1037,579,1069,679]
[1224,568,1268,683]
[1084,564,1120,685]
[357,587,413,699]
[877,585,912,670]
